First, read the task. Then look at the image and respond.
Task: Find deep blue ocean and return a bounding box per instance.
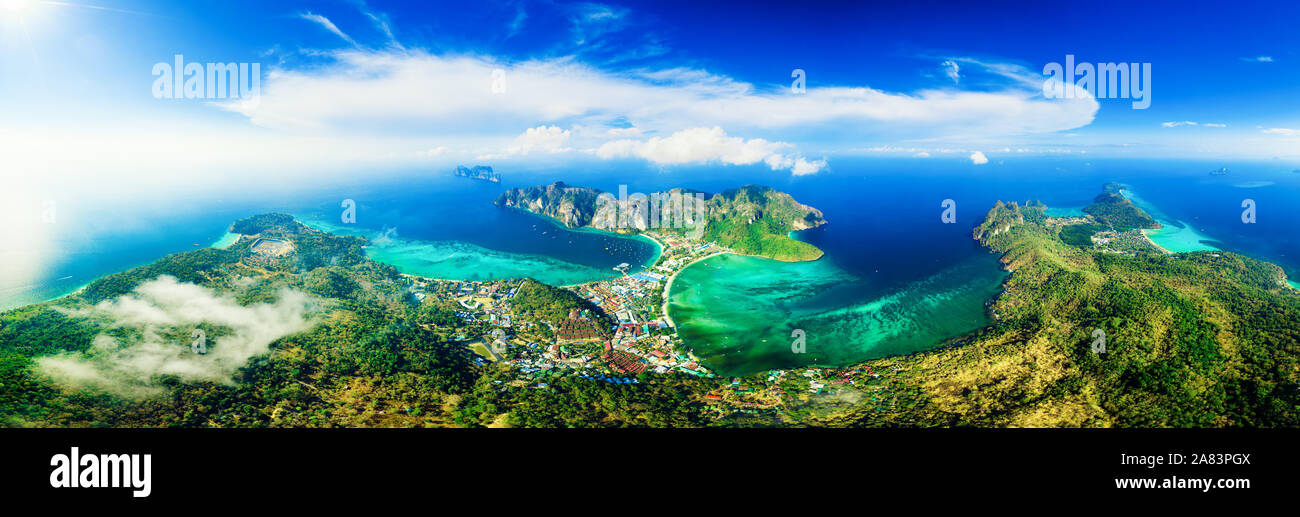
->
[4,157,1298,312]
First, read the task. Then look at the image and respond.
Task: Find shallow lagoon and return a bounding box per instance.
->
[668,252,1007,376]
[304,217,659,286]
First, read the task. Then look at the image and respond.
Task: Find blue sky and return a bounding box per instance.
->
[2,0,1300,193]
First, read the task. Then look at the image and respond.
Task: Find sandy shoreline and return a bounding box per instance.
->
[638,232,667,265]
[659,251,728,328]
[1138,229,1172,254]
[657,243,826,327]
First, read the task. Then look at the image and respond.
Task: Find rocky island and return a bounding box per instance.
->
[2,185,1298,428]
[454,165,501,183]
[1081,182,1161,231]
[495,182,827,261]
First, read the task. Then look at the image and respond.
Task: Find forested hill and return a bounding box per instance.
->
[0,213,717,428]
[793,195,1298,427]
[0,213,481,427]
[892,196,1298,426]
[1,207,1296,428]
[1081,183,1160,231]
[495,182,826,261]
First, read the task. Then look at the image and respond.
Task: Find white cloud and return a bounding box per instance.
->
[969,151,989,165]
[298,12,360,48]
[361,8,404,50]
[1241,56,1274,63]
[763,153,828,176]
[37,276,318,398]
[1162,121,1226,128]
[942,60,960,84]
[858,145,1090,157]
[1262,127,1300,137]
[599,126,781,165]
[216,50,1098,145]
[506,125,572,155]
[570,2,629,46]
[790,157,827,176]
[6,22,1113,193]
[606,126,643,137]
[596,126,824,175]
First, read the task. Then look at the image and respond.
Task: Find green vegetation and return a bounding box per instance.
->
[698,185,825,261]
[1059,223,1106,247]
[511,279,613,336]
[700,217,821,261]
[833,196,1299,427]
[232,212,368,270]
[454,373,713,428]
[2,194,1296,428]
[81,248,238,303]
[497,182,828,261]
[0,214,479,427]
[1082,184,1159,231]
[81,213,368,304]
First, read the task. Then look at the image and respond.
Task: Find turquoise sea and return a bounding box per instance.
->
[667,252,1006,375]
[303,217,659,286]
[0,171,660,310]
[4,158,1298,375]
[661,158,1300,375]
[289,175,662,285]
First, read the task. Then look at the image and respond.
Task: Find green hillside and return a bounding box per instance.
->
[2,204,1296,428]
[497,182,827,261]
[822,199,1299,427]
[1082,183,1160,231]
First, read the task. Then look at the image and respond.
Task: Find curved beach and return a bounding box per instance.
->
[660,250,727,328]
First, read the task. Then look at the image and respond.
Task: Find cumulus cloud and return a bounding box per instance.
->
[598,126,782,164]
[216,50,1098,143]
[506,125,572,155]
[791,157,827,175]
[596,126,825,174]
[969,151,989,165]
[7,1,1121,195]
[1241,56,1274,63]
[763,153,828,176]
[36,276,318,398]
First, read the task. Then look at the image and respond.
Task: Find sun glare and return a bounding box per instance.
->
[1,0,32,13]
